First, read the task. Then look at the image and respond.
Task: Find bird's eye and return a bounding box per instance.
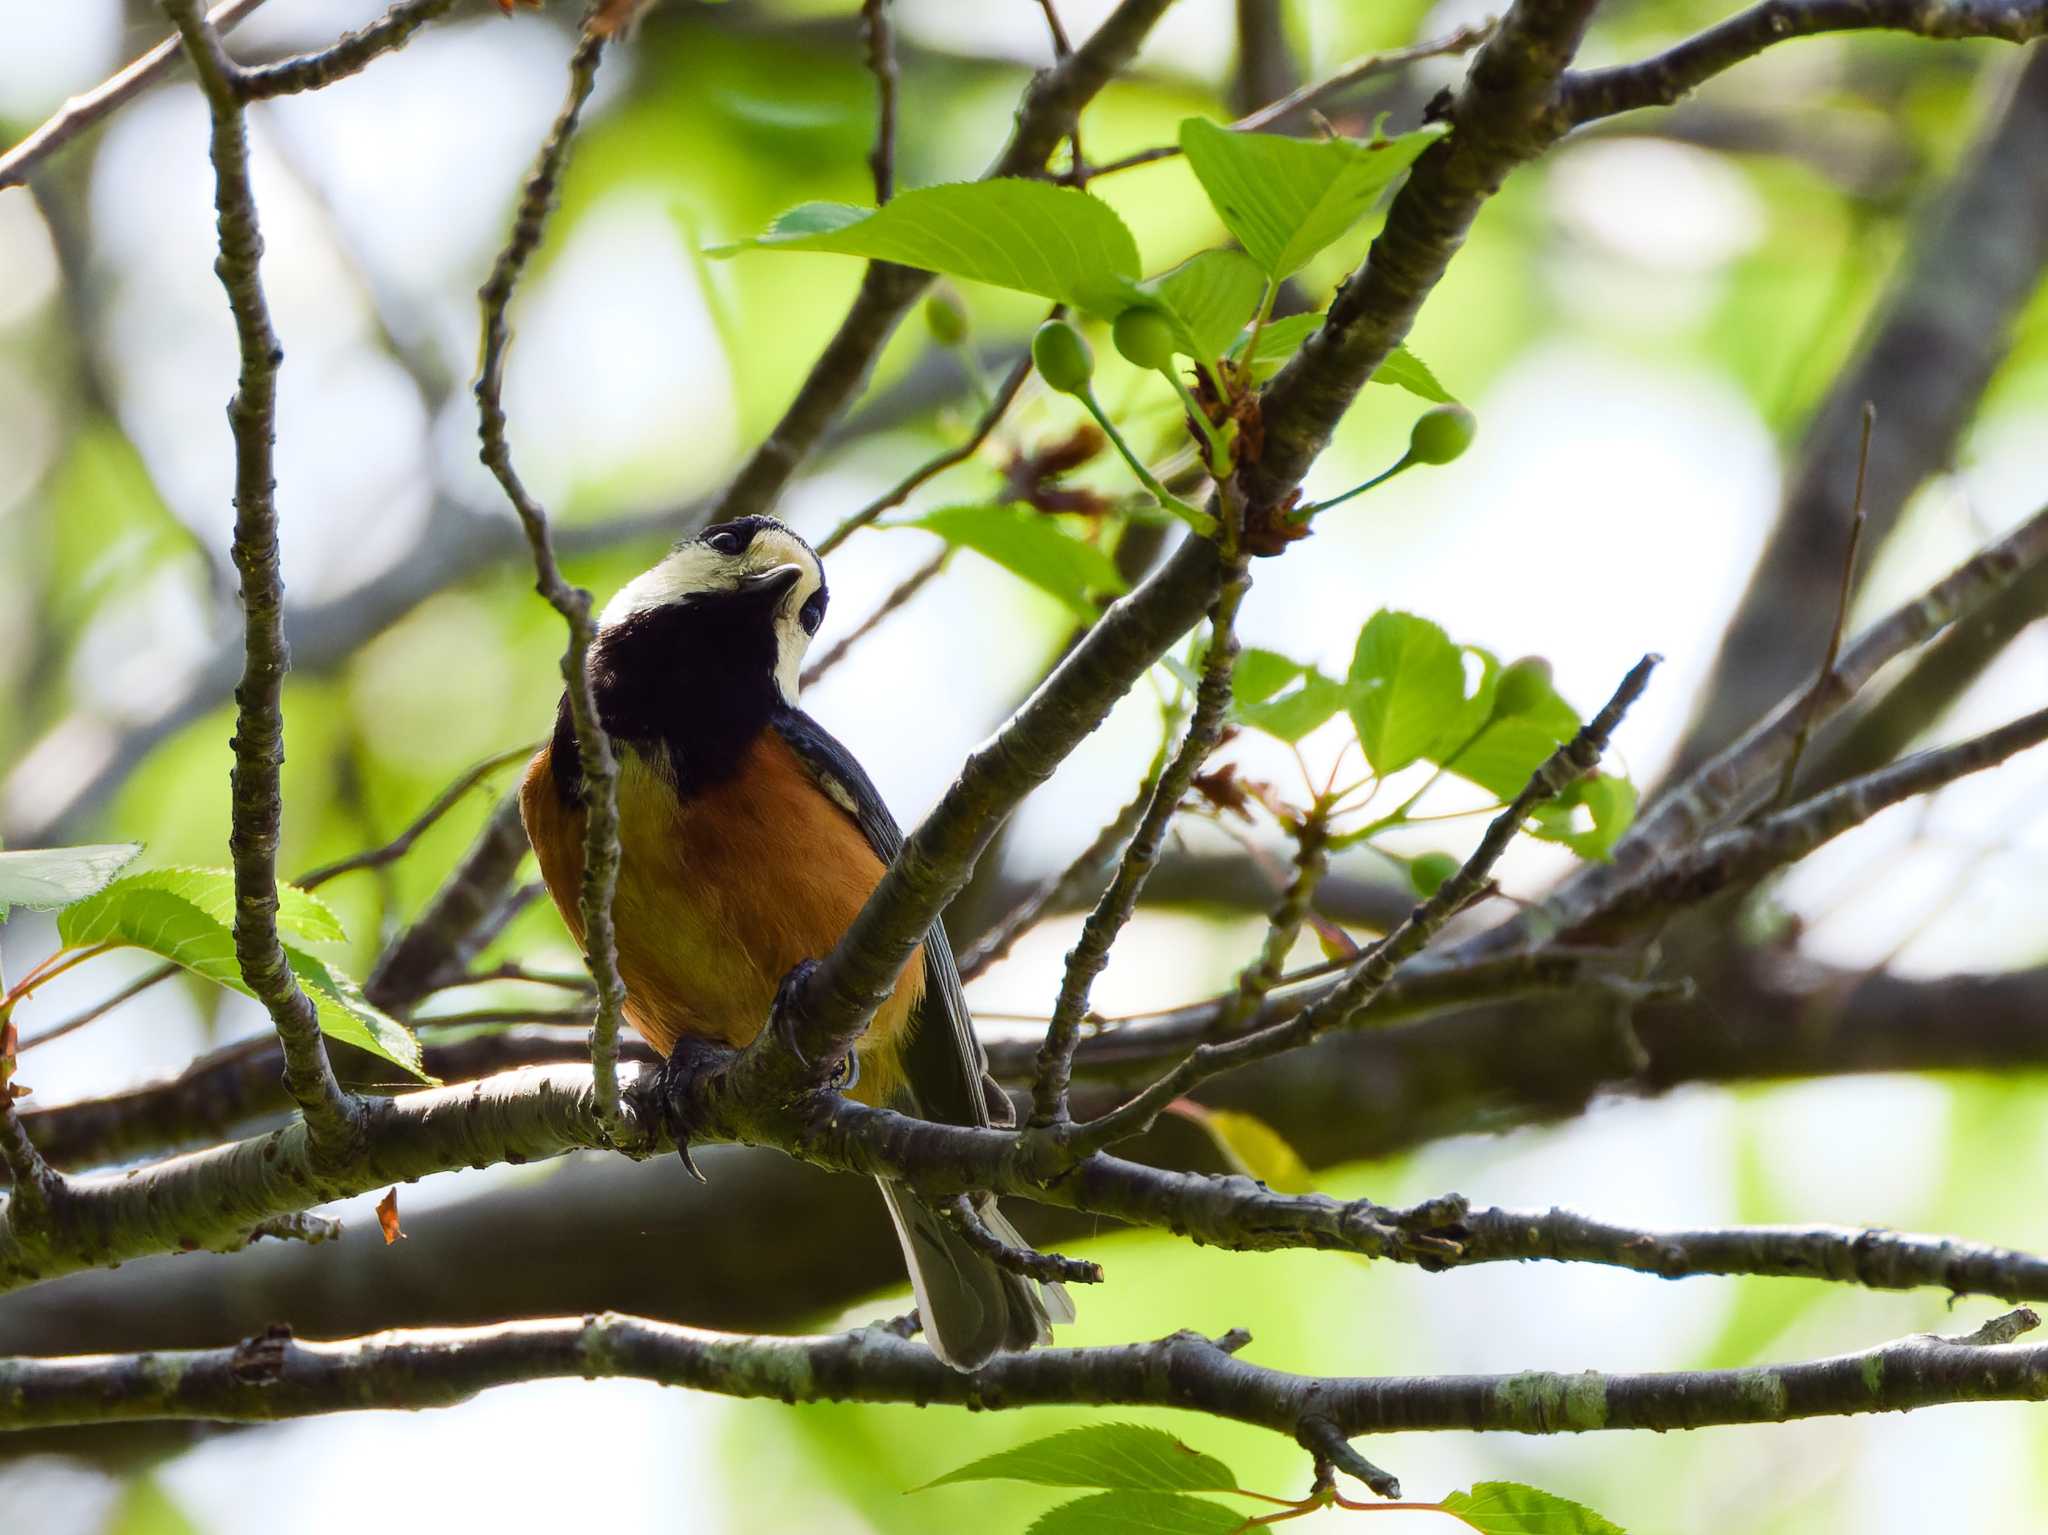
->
[704,526,748,555]
[799,590,827,636]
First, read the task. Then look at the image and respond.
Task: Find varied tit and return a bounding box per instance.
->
[519,515,1072,1369]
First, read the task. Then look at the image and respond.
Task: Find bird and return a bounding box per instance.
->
[519,514,1072,1369]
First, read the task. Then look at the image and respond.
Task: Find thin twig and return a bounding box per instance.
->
[1560,0,2048,126]
[296,742,538,891]
[0,0,270,192]
[474,26,632,1144]
[236,0,463,99]
[860,0,898,204]
[1768,402,1874,811]
[814,347,1037,555]
[956,737,1172,983]
[799,549,949,689]
[1207,810,1329,1039]
[165,0,359,1154]
[1088,22,1495,177]
[1062,654,1659,1156]
[942,1195,1104,1285]
[1030,537,1252,1126]
[16,964,178,1055]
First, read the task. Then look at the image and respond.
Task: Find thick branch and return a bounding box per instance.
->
[6,1311,2046,1445]
[165,0,357,1151]
[1245,0,1601,505]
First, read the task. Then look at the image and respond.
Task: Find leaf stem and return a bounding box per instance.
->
[1077,387,1218,535]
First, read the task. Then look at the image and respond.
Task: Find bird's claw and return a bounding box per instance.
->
[652,1035,735,1184]
[768,958,821,1068]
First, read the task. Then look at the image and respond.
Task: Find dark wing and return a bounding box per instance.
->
[769,708,995,1129]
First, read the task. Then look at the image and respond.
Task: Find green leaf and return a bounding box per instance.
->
[0,842,142,921]
[1228,311,1320,373]
[1027,1492,1245,1535]
[83,865,348,945]
[1373,345,1454,403]
[710,180,1141,313]
[1531,775,1638,861]
[1445,716,1564,801]
[1236,670,1350,742]
[1440,1480,1629,1534]
[1137,248,1266,362]
[1179,116,1445,279]
[922,1424,1236,1494]
[1201,1109,1314,1193]
[1348,610,1469,775]
[1231,648,1306,708]
[901,505,1127,618]
[58,880,426,1079]
[1226,309,1450,403]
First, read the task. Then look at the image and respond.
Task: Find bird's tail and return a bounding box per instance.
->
[878,1180,1075,1370]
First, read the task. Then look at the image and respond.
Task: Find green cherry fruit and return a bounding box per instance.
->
[1032,319,1096,396]
[1112,307,1179,373]
[1409,851,1462,899]
[1407,403,1478,466]
[1495,656,1555,718]
[924,288,971,348]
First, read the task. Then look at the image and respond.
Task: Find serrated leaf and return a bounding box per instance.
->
[1348,610,1469,775]
[709,180,1141,313]
[1137,248,1266,362]
[1027,1492,1245,1535]
[922,1424,1236,1494]
[901,505,1127,617]
[1440,1480,1629,1534]
[1236,671,1350,742]
[1231,648,1306,708]
[58,882,425,1079]
[1179,116,1445,279]
[1374,346,1454,403]
[85,866,348,945]
[0,842,142,920]
[1202,1109,1314,1193]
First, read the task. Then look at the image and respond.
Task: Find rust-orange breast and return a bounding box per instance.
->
[519,730,922,1104]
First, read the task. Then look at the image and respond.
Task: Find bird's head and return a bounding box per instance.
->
[598,516,827,707]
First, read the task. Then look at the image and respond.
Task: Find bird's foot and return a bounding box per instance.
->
[652,1035,736,1184]
[765,959,861,1091]
[767,958,821,1068]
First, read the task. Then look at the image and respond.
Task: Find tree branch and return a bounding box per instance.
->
[1664,46,2048,776]
[1031,547,1250,1124]
[1560,0,2048,124]
[1462,502,2048,962]
[0,0,270,192]
[1061,655,1658,1155]
[6,1309,2046,1448]
[474,26,633,1142]
[164,0,358,1153]
[235,0,463,99]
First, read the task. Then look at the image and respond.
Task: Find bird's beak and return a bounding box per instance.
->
[737,564,804,602]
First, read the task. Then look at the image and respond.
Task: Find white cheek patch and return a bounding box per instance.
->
[599,544,724,628]
[597,524,824,708]
[749,530,824,707]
